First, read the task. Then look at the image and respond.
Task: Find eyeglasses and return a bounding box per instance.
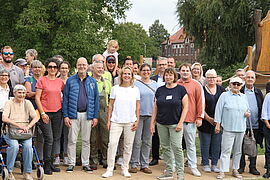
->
[47,65,58,69]
[141,69,151,72]
[108,61,115,64]
[3,52,14,56]
[232,82,242,86]
[0,74,9,77]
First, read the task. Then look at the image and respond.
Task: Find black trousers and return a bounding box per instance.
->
[151,125,159,160]
[240,129,260,169]
[264,126,270,171]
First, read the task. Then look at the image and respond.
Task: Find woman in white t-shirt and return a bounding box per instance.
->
[102,66,140,178]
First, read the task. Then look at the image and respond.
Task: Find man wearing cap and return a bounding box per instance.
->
[214,77,250,179]
[0,46,24,88]
[15,59,28,76]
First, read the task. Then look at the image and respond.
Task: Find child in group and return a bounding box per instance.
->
[103,40,119,77]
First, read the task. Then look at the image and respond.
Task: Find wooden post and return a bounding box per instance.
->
[247,46,253,70]
[253,9,262,71]
[140,55,143,65]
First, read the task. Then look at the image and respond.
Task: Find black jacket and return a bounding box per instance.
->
[240,85,264,147]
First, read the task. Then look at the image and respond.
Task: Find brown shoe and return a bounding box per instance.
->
[129,167,138,173]
[140,167,152,174]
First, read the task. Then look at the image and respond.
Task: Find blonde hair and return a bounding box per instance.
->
[119,66,134,87]
[107,40,119,51]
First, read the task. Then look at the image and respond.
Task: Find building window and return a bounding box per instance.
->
[191,43,194,48]
[165,45,167,49]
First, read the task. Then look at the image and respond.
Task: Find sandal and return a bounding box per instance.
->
[216,172,225,179]
[232,169,242,179]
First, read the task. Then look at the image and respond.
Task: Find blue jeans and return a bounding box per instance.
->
[198,131,221,166]
[4,135,33,173]
[130,116,152,168]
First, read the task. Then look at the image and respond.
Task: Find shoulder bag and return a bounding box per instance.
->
[243,117,257,157]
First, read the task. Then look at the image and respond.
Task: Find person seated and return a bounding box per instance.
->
[2,85,39,180]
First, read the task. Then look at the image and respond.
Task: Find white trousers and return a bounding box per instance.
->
[107,122,135,172]
[220,130,245,172]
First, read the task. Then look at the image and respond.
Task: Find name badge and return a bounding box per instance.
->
[166,95,172,100]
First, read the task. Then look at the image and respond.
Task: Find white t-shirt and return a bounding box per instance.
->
[103,50,119,60]
[110,85,140,123]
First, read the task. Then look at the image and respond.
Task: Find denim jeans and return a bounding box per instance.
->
[39,109,63,161]
[4,135,33,173]
[198,131,221,166]
[183,122,197,168]
[130,116,152,168]
[157,123,184,178]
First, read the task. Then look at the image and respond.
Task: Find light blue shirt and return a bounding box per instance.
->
[262,92,270,121]
[244,87,259,129]
[135,80,158,116]
[214,91,249,132]
[157,74,165,87]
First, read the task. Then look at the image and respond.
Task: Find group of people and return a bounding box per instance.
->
[0,40,269,180]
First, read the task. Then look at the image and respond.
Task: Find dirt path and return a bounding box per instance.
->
[12,156,265,180]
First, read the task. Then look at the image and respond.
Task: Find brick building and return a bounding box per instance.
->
[161,27,199,63]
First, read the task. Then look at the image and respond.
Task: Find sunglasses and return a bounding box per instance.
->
[47,65,58,69]
[107,61,115,64]
[232,82,241,86]
[3,52,14,56]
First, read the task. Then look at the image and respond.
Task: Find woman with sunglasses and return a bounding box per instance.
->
[35,58,64,175]
[214,77,250,179]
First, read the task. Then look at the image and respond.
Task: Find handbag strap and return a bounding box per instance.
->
[247,117,255,139]
[137,79,156,93]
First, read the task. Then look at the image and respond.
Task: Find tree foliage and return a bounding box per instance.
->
[0,0,131,66]
[112,22,159,64]
[176,0,270,69]
[149,20,170,54]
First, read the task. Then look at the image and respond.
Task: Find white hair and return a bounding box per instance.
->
[205,69,217,77]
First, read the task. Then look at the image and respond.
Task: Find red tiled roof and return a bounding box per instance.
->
[161,27,190,45]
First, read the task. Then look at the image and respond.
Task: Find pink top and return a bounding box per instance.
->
[36,76,64,112]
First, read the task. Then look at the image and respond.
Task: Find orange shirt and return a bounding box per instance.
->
[177,78,204,123]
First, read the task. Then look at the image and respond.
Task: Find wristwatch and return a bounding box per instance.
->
[41,112,46,116]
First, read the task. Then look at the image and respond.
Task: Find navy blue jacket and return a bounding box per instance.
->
[63,74,99,120]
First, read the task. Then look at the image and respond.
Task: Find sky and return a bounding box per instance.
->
[120,0,180,35]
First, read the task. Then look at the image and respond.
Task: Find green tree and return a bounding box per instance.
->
[176,0,270,69]
[112,22,158,64]
[149,20,170,49]
[0,0,131,66]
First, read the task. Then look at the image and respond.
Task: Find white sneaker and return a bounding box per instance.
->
[102,171,113,178]
[121,170,131,177]
[63,157,69,166]
[53,156,60,166]
[190,167,201,177]
[116,157,124,166]
[202,165,211,172]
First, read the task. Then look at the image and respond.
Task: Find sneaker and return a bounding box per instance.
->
[128,167,138,173]
[157,172,173,179]
[23,172,33,180]
[121,170,131,177]
[211,165,220,173]
[82,165,93,173]
[63,157,69,166]
[102,171,113,178]
[202,165,211,172]
[232,169,242,179]
[190,167,201,177]
[66,165,74,173]
[53,156,60,166]
[8,173,16,180]
[216,172,225,179]
[90,164,97,170]
[116,157,124,166]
